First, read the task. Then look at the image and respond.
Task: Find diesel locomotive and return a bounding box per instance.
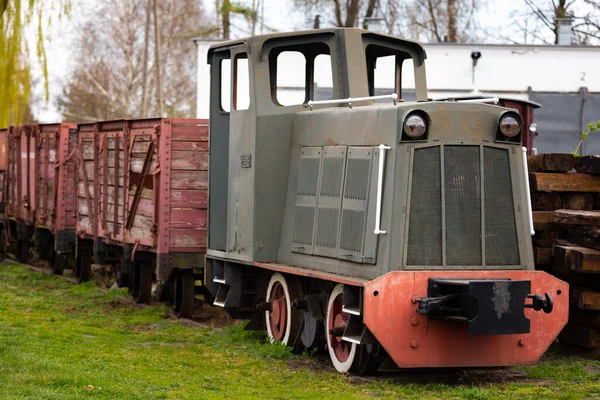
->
[203,28,568,373]
[0,27,568,375]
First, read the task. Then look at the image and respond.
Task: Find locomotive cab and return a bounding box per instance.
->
[205,28,568,373]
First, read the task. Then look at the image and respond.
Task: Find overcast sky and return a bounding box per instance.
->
[28,0,583,122]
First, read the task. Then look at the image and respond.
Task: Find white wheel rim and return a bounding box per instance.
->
[265,273,293,345]
[326,284,357,373]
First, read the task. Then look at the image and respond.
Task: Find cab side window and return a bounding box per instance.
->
[269,42,333,106]
[365,45,415,101]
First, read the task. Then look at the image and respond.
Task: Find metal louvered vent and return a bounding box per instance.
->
[484,147,520,265]
[339,147,376,263]
[407,147,442,265]
[292,148,322,254]
[406,145,519,267]
[314,147,346,256]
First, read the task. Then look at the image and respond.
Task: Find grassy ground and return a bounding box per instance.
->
[0,263,599,400]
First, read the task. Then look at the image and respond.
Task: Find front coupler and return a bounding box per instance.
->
[416,278,553,335]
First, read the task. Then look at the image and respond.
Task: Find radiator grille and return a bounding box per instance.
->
[444,146,482,265]
[407,147,442,265]
[484,147,520,265]
[407,145,520,267]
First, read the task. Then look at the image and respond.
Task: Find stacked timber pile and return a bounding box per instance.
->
[529,153,600,352]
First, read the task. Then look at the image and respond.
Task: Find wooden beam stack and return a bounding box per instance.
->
[529,154,600,352]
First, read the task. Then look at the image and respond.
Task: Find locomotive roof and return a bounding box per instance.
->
[207,28,427,66]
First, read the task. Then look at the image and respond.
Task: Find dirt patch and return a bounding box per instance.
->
[584,365,600,374]
[191,301,234,328]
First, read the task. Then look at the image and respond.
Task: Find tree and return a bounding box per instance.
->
[402,0,481,42]
[294,0,378,28]
[0,1,70,128]
[58,0,205,122]
[514,0,600,44]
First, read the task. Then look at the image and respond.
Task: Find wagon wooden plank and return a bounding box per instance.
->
[529,172,600,192]
[78,201,90,215]
[575,156,600,175]
[170,189,207,208]
[131,141,152,154]
[171,141,208,151]
[527,153,574,172]
[169,209,207,229]
[129,197,155,218]
[78,182,95,197]
[131,214,153,230]
[171,132,208,142]
[169,228,207,248]
[128,187,153,200]
[78,216,92,230]
[171,152,209,171]
[131,159,156,174]
[170,170,208,190]
[129,226,154,240]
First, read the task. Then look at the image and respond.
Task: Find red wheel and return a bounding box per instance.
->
[265,273,304,351]
[326,284,371,374]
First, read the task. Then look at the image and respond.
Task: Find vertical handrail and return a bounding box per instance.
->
[374,144,391,235]
[522,147,535,236]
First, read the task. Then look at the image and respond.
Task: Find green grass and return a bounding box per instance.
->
[0,264,599,399]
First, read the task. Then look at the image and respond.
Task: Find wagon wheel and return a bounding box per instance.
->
[174,270,195,319]
[0,228,6,261]
[116,266,130,289]
[132,260,153,304]
[76,250,92,283]
[17,240,30,263]
[326,284,371,374]
[265,273,305,352]
[51,252,66,276]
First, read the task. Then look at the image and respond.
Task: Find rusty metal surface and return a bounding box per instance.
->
[363,270,569,368]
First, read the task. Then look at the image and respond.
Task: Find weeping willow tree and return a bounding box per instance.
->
[0,1,70,128]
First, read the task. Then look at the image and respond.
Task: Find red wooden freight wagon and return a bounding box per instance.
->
[6,123,77,263]
[75,118,208,314]
[0,128,8,258]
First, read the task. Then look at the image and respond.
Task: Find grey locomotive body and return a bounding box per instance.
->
[205,28,568,373]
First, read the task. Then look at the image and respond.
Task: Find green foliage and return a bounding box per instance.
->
[1,264,599,399]
[0,0,70,128]
[573,119,600,156]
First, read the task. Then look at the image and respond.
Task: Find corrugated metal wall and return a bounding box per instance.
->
[530,89,600,156]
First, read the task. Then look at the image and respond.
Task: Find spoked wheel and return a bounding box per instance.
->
[173,270,195,319]
[76,250,92,283]
[326,284,371,374]
[131,260,153,304]
[265,273,304,352]
[51,252,66,276]
[17,240,30,263]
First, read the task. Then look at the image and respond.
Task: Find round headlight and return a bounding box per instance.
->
[499,115,521,137]
[404,114,427,138]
